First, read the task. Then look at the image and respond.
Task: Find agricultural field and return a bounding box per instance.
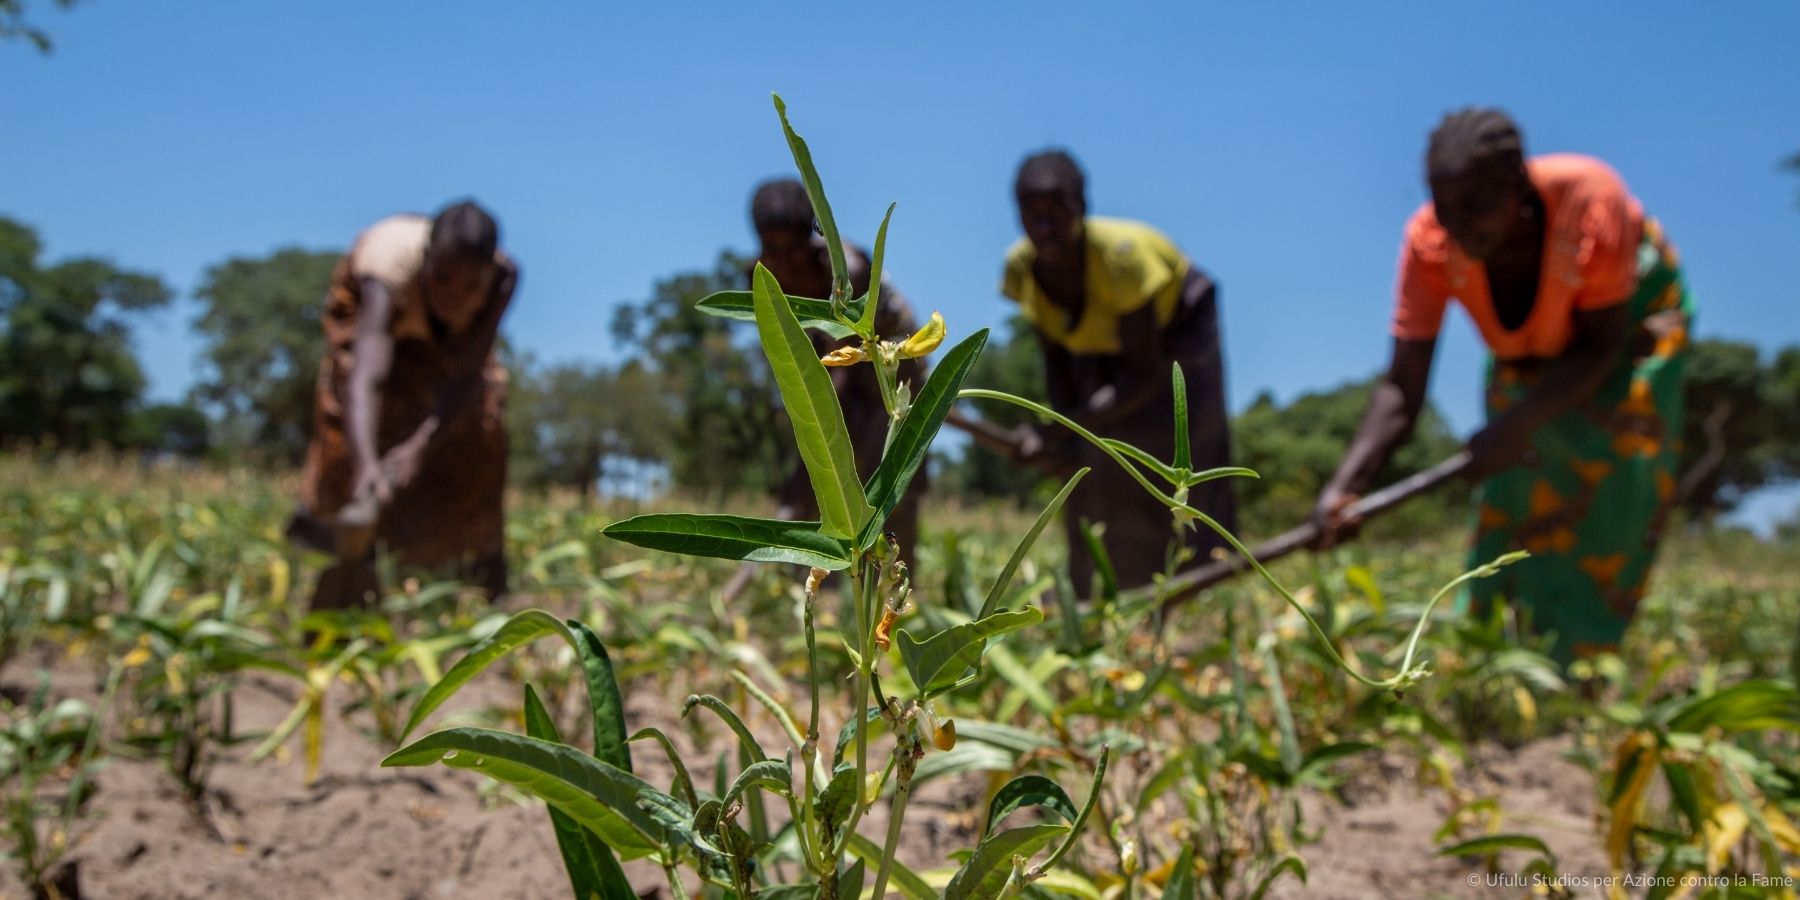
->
[1,451,1794,900]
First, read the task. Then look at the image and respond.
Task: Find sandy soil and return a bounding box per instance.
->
[0,643,1611,900]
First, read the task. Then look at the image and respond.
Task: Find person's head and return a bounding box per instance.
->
[750,178,819,278]
[1425,108,1532,260]
[1014,150,1086,266]
[422,199,501,331]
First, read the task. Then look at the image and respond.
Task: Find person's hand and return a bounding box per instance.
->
[1311,485,1362,550]
[1465,423,1534,481]
[379,438,428,494]
[1009,424,1047,462]
[352,461,392,506]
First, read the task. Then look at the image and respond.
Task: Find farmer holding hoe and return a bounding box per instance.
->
[289,200,520,610]
[1316,109,1693,664]
[1001,150,1238,594]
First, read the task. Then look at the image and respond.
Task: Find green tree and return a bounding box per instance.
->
[0,216,171,450]
[508,358,673,496]
[1678,338,1800,514]
[124,402,211,458]
[0,0,78,52]
[1232,378,1461,533]
[190,248,338,463]
[609,250,790,497]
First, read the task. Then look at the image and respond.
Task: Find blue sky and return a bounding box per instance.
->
[5,3,1799,522]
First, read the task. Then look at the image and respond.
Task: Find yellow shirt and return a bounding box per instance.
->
[1001,217,1190,355]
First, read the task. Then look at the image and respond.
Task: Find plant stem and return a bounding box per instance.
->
[869,733,919,900]
[664,862,690,900]
[836,556,879,855]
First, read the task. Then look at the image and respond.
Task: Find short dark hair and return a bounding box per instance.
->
[428,199,499,263]
[751,178,814,234]
[1015,149,1086,204]
[1426,107,1525,183]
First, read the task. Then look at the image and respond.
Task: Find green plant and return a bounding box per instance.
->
[384,95,1113,900]
[377,95,1541,900]
[105,575,287,813]
[0,670,112,900]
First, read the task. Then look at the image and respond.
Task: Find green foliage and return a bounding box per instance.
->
[190,247,338,464]
[0,0,77,53]
[508,356,672,496]
[0,216,172,451]
[1678,338,1800,514]
[1231,377,1459,533]
[124,402,211,458]
[610,250,792,497]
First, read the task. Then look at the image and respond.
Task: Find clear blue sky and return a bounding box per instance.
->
[5,3,1799,521]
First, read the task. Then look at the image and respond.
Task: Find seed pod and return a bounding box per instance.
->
[932,718,957,751]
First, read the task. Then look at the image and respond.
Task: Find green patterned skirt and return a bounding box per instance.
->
[1462,220,1693,664]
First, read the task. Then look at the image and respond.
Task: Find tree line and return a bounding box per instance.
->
[2,212,1797,524]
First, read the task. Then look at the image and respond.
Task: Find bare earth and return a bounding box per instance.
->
[1,645,1610,900]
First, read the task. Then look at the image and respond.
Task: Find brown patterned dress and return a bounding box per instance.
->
[296,214,512,569]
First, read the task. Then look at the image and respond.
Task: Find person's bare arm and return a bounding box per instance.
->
[1072,305,1165,431]
[346,278,397,502]
[1314,338,1437,544]
[381,261,519,488]
[1464,302,1632,479]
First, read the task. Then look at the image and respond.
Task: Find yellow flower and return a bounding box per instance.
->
[819,345,867,367]
[897,311,945,359]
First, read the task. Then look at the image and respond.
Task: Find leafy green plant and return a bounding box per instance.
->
[105,576,287,813]
[384,95,1113,900]
[0,670,113,900]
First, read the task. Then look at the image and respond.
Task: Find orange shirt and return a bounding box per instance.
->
[1391,154,1644,360]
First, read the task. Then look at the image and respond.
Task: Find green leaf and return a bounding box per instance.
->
[731,669,804,750]
[815,766,859,849]
[1297,741,1376,779]
[628,727,697,809]
[724,756,793,806]
[759,886,818,900]
[400,610,573,741]
[682,694,768,762]
[912,742,1018,788]
[694,289,863,338]
[978,469,1087,620]
[1246,855,1307,900]
[845,831,934,900]
[837,857,867,900]
[524,686,633,900]
[859,204,895,337]
[1665,680,1800,734]
[1033,746,1110,878]
[772,94,849,302]
[601,513,850,570]
[833,707,884,767]
[1437,834,1553,860]
[857,328,990,550]
[1164,846,1198,900]
[566,619,633,774]
[1171,362,1191,471]
[943,824,1070,900]
[383,727,670,858]
[984,774,1077,836]
[895,606,1042,694]
[752,263,870,539]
